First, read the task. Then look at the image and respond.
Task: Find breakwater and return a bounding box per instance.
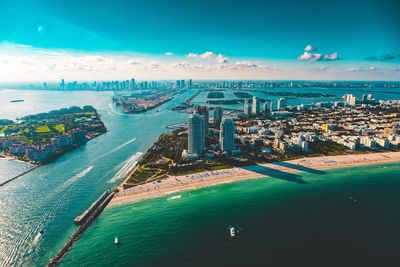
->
[0,166,38,186]
[48,191,115,266]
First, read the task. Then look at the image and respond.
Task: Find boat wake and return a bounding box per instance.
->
[108,138,137,154]
[107,152,143,184]
[0,165,95,267]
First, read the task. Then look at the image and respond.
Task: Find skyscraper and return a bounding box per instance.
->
[252,96,260,114]
[219,117,235,152]
[189,79,193,89]
[195,106,209,137]
[188,114,205,156]
[60,79,65,90]
[262,101,272,113]
[214,107,223,128]
[277,98,287,110]
[244,100,251,115]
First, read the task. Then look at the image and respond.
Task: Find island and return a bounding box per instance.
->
[0,105,107,164]
[234,92,253,98]
[260,91,336,98]
[207,92,225,99]
[113,91,173,113]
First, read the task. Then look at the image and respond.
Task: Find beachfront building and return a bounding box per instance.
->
[243,100,251,115]
[195,106,209,137]
[219,117,235,152]
[252,96,260,114]
[214,107,223,128]
[188,113,205,156]
[277,98,287,110]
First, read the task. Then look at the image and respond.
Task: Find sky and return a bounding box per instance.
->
[0,0,399,82]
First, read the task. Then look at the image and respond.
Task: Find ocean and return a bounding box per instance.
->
[61,162,400,267]
[0,87,399,266]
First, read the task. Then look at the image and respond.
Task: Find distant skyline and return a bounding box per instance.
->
[0,0,399,82]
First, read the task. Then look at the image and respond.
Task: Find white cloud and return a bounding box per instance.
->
[304,44,314,52]
[298,51,322,61]
[298,45,339,61]
[324,52,338,60]
[164,52,174,56]
[0,42,398,82]
[187,51,229,63]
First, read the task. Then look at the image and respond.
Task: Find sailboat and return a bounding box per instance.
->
[114,236,119,245]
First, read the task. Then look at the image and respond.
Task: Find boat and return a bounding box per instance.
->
[10,99,24,103]
[39,229,44,235]
[114,236,119,244]
[229,227,237,238]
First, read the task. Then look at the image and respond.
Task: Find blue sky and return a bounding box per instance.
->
[0,0,399,81]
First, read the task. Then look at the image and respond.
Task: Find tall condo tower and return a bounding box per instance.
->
[219,117,235,152]
[188,114,205,155]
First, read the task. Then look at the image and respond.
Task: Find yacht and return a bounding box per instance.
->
[114,236,119,245]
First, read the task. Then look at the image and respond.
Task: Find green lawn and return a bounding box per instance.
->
[54,124,65,134]
[36,125,51,133]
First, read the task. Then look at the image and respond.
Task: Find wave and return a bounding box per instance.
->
[167,195,182,201]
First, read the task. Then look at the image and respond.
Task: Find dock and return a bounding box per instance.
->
[48,191,115,266]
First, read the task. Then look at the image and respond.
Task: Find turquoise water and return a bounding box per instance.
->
[0,89,192,266]
[61,163,400,266]
[1,87,400,266]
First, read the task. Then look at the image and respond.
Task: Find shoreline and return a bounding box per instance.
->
[110,151,400,206]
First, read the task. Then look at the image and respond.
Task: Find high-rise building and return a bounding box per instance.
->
[262,101,272,113]
[343,94,357,106]
[181,80,186,88]
[60,79,65,90]
[243,100,251,115]
[176,80,181,88]
[214,107,223,128]
[344,94,357,106]
[130,78,136,90]
[252,96,260,114]
[188,114,205,156]
[195,106,209,137]
[189,79,193,89]
[277,98,287,110]
[219,117,235,152]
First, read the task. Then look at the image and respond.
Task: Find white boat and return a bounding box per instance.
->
[229,227,236,238]
[114,236,119,244]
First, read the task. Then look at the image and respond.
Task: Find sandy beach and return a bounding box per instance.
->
[110,151,400,206]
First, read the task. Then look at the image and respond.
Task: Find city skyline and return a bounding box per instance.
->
[0,0,400,82]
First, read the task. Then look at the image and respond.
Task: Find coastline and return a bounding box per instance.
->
[110,151,400,206]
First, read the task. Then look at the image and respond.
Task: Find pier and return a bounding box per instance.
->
[48,191,115,266]
[0,166,38,186]
[74,191,110,224]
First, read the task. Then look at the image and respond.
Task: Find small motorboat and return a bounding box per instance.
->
[114,236,119,245]
[229,226,238,238]
[39,229,44,235]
